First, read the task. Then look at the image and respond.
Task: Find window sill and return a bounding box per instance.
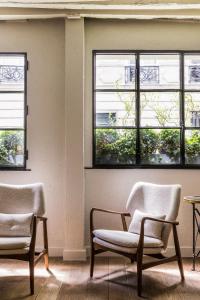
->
[0,167,31,171]
[85,165,200,169]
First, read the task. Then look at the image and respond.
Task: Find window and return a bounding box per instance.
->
[0,53,27,169]
[96,112,116,126]
[93,51,200,168]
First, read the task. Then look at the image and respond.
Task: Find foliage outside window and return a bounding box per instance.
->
[94,51,200,168]
[0,54,27,169]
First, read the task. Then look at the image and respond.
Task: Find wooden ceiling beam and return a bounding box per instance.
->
[1,13,200,21]
[1,1,200,21]
[1,1,200,11]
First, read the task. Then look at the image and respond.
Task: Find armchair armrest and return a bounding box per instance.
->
[141,217,179,227]
[36,216,47,222]
[138,217,179,251]
[90,208,131,233]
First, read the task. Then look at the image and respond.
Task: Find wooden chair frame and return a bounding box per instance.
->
[90,208,184,297]
[0,215,49,295]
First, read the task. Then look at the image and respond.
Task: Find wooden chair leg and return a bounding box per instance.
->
[173,225,185,281]
[44,253,49,270]
[90,242,95,278]
[29,259,34,295]
[177,255,184,281]
[137,251,143,297]
[130,257,135,264]
[43,219,49,270]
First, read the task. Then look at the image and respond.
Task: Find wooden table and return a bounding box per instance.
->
[184,196,200,271]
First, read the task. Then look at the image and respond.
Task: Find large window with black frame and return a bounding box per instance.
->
[93,51,200,168]
[0,53,27,169]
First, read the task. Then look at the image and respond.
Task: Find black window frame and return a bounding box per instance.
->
[0,52,28,171]
[92,50,200,169]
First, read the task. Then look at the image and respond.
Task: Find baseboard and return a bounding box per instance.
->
[86,245,193,258]
[63,248,87,261]
[36,246,63,257]
[36,246,87,260]
[166,247,192,258]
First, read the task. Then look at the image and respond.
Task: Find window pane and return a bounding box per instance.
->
[140,92,179,127]
[96,92,135,126]
[0,55,25,91]
[95,129,136,165]
[0,130,24,167]
[96,54,136,90]
[185,55,200,90]
[185,92,200,127]
[140,129,180,164]
[185,130,200,164]
[140,54,180,89]
[0,93,24,128]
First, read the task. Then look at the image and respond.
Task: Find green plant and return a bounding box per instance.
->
[96,129,118,154]
[141,129,180,163]
[113,130,136,163]
[141,129,159,162]
[185,131,200,163]
[0,131,23,165]
[116,90,135,126]
[142,93,178,127]
[185,93,200,126]
[96,129,136,164]
[159,129,180,162]
[0,141,9,164]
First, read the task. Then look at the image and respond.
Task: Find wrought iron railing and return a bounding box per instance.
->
[0,65,24,83]
[125,65,159,85]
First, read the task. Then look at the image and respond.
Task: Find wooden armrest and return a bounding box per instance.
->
[141,217,179,226]
[36,216,47,221]
[90,208,131,233]
[137,217,179,251]
[91,207,130,216]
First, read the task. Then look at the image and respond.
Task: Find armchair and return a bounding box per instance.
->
[90,182,184,297]
[0,183,49,295]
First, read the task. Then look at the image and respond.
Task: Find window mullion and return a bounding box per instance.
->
[180,53,185,165]
[92,52,96,167]
[136,53,140,165]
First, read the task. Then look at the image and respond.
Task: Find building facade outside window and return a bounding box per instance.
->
[93,51,200,168]
[0,53,27,169]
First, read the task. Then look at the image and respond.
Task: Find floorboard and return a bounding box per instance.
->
[0,257,200,300]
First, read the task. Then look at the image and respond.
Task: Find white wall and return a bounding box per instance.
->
[0,20,66,256]
[85,19,200,256]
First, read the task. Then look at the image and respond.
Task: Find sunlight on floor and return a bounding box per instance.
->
[0,267,50,277]
[0,265,68,281]
[152,266,200,279]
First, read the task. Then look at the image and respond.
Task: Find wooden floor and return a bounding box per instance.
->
[0,257,200,300]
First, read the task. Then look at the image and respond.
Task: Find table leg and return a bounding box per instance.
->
[192,203,196,271]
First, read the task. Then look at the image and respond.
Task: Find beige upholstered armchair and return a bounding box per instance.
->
[0,183,49,295]
[90,182,184,297]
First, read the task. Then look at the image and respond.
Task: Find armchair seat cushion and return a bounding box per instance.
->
[93,237,164,254]
[0,237,31,250]
[93,229,164,249]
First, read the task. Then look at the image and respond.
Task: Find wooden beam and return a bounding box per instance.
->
[2,1,200,11]
[81,14,200,21]
[2,13,200,21]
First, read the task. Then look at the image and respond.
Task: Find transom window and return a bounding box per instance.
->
[0,53,27,169]
[93,51,200,168]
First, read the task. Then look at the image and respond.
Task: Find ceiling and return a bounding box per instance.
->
[1,1,200,21]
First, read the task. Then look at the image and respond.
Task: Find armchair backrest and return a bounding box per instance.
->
[126,182,181,249]
[0,183,45,216]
